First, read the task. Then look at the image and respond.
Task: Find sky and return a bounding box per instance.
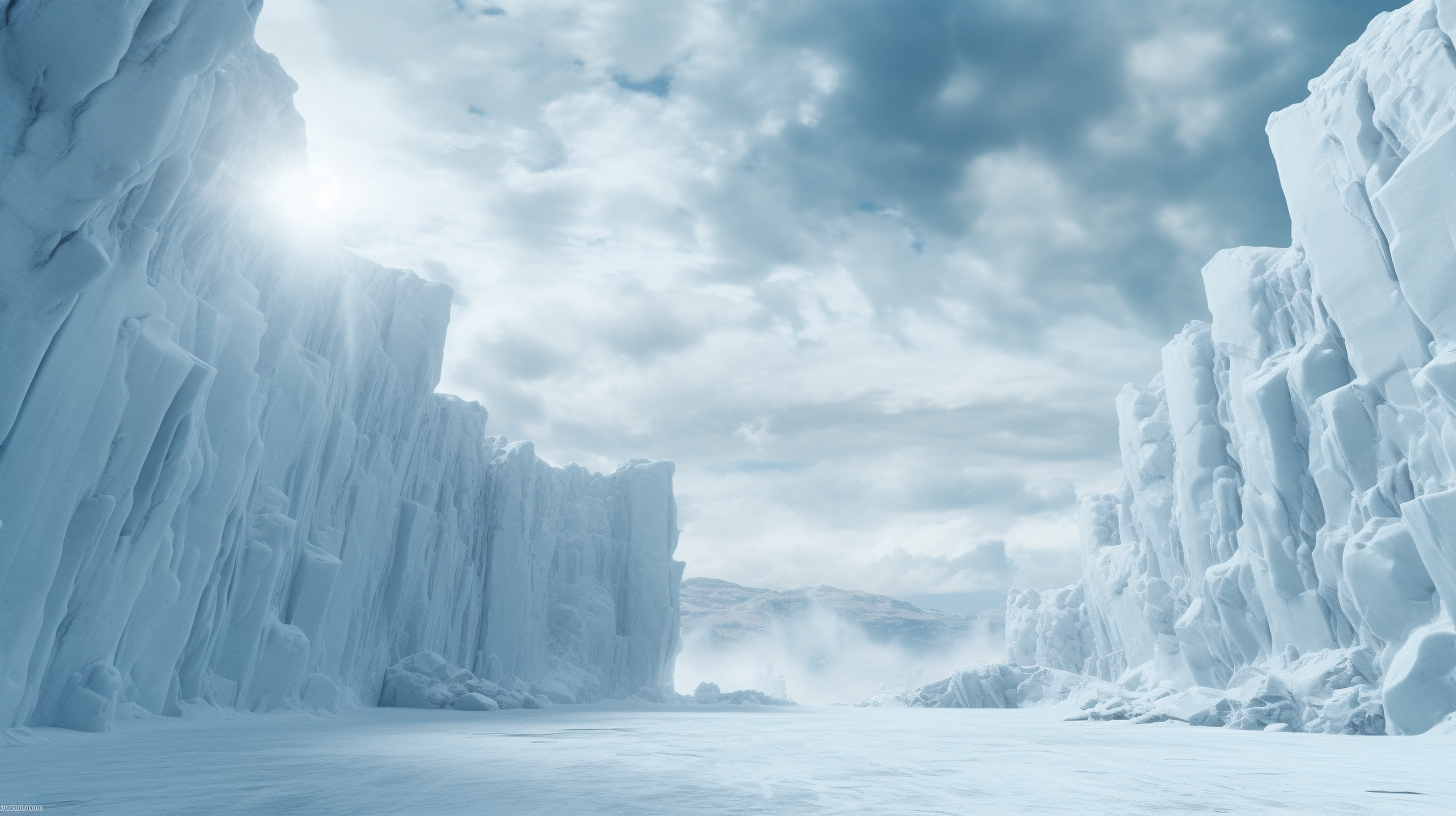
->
[254,0,1404,613]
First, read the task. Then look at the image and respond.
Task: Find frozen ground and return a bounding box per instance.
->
[2,704,1452,815]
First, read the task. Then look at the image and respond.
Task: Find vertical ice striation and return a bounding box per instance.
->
[0,2,681,731]
[1018,0,1456,734]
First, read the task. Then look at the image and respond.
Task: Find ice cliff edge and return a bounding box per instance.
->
[1012,0,1456,735]
[0,2,682,731]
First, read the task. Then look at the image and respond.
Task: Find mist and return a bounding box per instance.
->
[675,601,1004,705]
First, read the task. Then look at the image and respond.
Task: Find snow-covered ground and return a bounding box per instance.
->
[3,705,1452,815]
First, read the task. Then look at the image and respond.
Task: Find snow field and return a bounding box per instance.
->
[2,704,1453,815]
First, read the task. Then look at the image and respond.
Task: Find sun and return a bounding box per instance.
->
[259,167,341,236]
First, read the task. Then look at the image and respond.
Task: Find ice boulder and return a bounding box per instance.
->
[693,682,722,704]
[1381,621,1456,736]
[683,683,793,706]
[1304,685,1385,735]
[379,652,543,712]
[1061,647,1387,733]
[910,664,1023,709]
[451,693,500,712]
[379,664,456,710]
[884,663,1094,709]
[1187,670,1300,731]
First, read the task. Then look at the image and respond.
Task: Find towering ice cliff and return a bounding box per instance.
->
[0,2,681,732]
[1013,0,1456,735]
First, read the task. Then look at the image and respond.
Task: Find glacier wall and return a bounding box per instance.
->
[0,1,681,731]
[1016,0,1456,734]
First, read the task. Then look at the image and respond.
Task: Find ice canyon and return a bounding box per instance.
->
[995,0,1456,735]
[7,0,1456,745]
[0,0,683,733]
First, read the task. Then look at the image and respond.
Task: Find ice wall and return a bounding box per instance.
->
[1019,0,1456,734]
[0,1,682,731]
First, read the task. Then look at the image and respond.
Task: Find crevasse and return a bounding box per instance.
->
[0,2,682,732]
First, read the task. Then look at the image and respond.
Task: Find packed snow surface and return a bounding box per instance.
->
[677,578,1002,703]
[2,704,1452,815]
[1012,0,1456,735]
[0,1,681,732]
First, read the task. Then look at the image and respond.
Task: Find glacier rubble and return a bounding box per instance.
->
[377,651,546,713]
[1003,0,1456,735]
[687,680,793,705]
[0,1,681,732]
[861,664,1092,710]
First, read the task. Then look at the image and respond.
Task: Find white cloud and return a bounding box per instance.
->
[254,0,1391,599]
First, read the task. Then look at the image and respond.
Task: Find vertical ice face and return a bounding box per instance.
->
[0,2,681,731]
[1017,0,1456,734]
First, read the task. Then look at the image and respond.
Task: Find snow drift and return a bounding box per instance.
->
[0,2,682,732]
[1009,0,1456,735]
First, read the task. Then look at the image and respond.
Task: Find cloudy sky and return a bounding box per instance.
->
[256,0,1401,613]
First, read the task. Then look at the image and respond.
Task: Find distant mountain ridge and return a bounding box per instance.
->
[680,578,1004,655]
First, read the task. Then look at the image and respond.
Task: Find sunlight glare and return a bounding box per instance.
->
[261,168,342,237]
